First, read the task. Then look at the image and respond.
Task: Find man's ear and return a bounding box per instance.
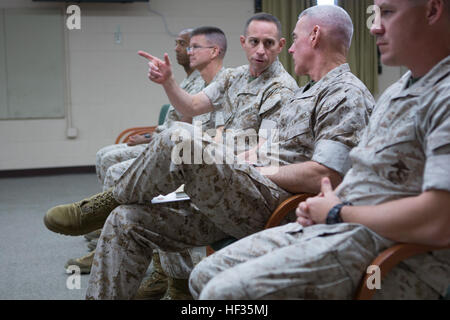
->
[426,0,445,25]
[211,46,220,59]
[240,35,246,48]
[278,37,286,52]
[311,25,321,49]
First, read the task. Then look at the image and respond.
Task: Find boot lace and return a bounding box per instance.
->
[79,191,117,215]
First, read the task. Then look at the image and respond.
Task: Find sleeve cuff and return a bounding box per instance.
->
[202,82,223,111]
[423,154,450,192]
[312,139,352,176]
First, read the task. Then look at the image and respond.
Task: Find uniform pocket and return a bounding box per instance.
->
[375,124,416,154]
[283,120,310,141]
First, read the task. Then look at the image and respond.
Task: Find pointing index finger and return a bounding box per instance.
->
[138,50,155,62]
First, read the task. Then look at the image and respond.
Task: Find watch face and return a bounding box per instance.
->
[326,205,343,224]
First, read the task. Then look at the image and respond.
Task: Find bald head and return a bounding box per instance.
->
[179,28,194,38]
[299,5,354,54]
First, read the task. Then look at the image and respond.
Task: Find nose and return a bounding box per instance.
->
[370,24,383,36]
[288,43,294,55]
[256,42,265,55]
[370,15,384,36]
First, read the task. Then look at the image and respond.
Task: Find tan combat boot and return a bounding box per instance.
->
[134,251,169,300]
[65,250,95,274]
[161,277,193,300]
[87,238,98,251]
[84,229,102,241]
[44,189,119,236]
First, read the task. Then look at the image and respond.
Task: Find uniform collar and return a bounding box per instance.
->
[186,69,202,82]
[240,59,284,95]
[293,63,351,99]
[207,67,226,86]
[393,55,450,99]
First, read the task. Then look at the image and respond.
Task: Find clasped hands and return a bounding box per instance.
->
[126,134,152,146]
[296,177,342,227]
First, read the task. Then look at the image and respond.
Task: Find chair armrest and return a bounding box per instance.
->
[355,243,450,300]
[115,126,157,144]
[264,193,315,229]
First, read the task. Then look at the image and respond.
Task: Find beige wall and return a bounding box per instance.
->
[0,0,253,170]
[0,0,406,170]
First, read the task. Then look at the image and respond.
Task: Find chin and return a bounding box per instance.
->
[380,54,398,67]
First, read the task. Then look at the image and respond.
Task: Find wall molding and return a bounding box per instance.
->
[0,165,95,178]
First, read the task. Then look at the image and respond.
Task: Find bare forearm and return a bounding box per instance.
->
[162,77,212,118]
[162,77,197,117]
[340,190,450,246]
[261,161,342,194]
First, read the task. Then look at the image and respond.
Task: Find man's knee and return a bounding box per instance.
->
[106,206,138,237]
[101,150,119,167]
[188,262,205,299]
[189,259,245,300]
[196,274,245,300]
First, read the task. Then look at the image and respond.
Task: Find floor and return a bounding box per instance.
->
[0,173,102,299]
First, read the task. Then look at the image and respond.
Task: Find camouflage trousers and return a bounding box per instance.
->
[190,223,441,300]
[86,123,291,299]
[102,158,207,279]
[95,143,146,185]
[98,145,202,277]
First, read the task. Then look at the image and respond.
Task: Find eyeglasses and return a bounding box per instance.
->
[186,45,215,53]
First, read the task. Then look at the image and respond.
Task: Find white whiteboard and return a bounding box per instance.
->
[0,8,65,119]
[0,11,8,118]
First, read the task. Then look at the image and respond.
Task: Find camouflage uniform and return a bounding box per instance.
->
[95,70,205,185]
[101,70,226,280]
[95,144,146,186]
[94,70,205,282]
[191,56,450,300]
[85,63,374,299]
[101,70,225,280]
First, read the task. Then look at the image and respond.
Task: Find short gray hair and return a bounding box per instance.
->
[299,5,354,51]
[244,13,283,39]
[191,26,227,59]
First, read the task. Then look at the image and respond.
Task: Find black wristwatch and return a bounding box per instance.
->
[326,201,352,224]
[142,133,152,139]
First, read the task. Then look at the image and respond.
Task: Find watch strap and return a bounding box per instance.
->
[326,201,352,225]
